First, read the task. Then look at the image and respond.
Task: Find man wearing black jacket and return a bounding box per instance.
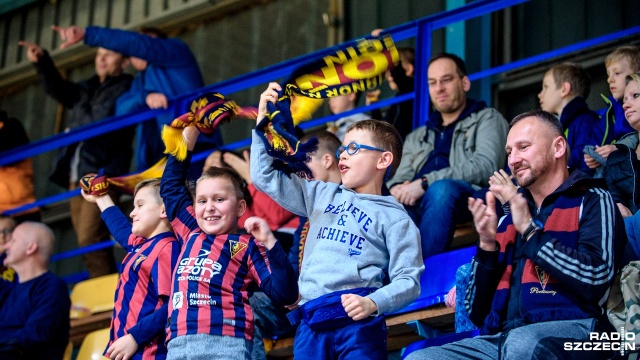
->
[19,40,133,278]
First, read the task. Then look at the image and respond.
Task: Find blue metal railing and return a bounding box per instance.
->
[3,0,639,282]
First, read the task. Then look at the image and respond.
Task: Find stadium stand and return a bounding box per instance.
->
[1,0,640,357]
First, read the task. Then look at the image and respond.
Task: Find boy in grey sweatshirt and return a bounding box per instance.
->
[250,83,424,359]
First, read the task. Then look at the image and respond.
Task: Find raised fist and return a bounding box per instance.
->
[79,174,109,196]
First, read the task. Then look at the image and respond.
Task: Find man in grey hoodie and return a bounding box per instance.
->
[251,83,424,359]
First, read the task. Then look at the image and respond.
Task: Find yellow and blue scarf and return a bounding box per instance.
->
[256,34,400,177]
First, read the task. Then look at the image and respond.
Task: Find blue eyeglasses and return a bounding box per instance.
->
[336,142,386,158]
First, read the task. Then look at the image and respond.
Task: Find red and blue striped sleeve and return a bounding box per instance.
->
[126,235,180,349]
[160,152,200,241]
[101,206,139,251]
[247,240,299,307]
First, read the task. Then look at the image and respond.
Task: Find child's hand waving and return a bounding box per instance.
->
[244,216,277,250]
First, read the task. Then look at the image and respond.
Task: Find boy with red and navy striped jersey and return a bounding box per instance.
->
[81,178,180,360]
[160,125,298,359]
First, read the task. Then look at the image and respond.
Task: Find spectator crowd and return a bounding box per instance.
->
[0,18,639,360]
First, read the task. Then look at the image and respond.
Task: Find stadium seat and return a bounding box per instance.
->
[76,328,110,360]
[391,246,476,315]
[70,273,118,319]
[63,341,73,360]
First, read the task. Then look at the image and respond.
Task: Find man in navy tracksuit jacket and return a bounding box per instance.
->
[407,110,626,360]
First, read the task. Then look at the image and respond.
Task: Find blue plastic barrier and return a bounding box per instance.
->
[390,246,476,316]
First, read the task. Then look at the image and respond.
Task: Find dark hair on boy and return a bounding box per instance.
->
[605,45,640,72]
[549,62,591,99]
[301,131,341,158]
[429,52,467,77]
[134,178,163,203]
[346,119,403,177]
[510,109,565,139]
[197,167,246,201]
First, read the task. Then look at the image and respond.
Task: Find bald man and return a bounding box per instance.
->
[0,222,70,360]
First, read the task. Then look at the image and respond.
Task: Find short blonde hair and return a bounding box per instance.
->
[134,178,163,204]
[605,46,640,71]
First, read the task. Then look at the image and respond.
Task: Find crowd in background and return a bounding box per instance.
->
[0,21,639,360]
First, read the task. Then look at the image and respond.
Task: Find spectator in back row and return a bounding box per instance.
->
[585,45,640,171]
[604,73,640,262]
[326,92,371,140]
[19,38,133,278]
[367,46,416,141]
[388,52,508,259]
[52,24,214,170]
[538,62,604,174]
[0,222,70,360]
[0,215,18,298]
[407,110,626,360]
[0,112,39,222]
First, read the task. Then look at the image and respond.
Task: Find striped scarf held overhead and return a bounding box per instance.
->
[161,93,258,161]
[160,34,399,177]
[256,34,400,178]
[483,193,587,335]
[79,157,168,195]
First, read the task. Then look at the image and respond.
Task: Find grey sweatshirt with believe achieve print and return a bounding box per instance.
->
[250,131,424,314]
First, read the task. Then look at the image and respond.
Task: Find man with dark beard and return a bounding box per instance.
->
[406,109,626,360]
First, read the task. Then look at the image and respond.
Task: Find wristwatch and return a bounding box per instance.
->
[421,176,429,190]
[522,218,543,241]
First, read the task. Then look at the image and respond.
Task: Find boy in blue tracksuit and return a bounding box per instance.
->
[251,83,424,359]
[537,62,603,174]
[585,46,640,171]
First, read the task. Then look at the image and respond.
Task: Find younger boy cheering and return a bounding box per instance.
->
[251,83,424,359]
[81,178,180,360]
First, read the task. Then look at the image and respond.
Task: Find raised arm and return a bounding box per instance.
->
[18,41,80,108]
[160,126,200,236]
[83,26,196,67]
[464,192,504,326]
[250,83,322,217]
[81,179,136,251]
